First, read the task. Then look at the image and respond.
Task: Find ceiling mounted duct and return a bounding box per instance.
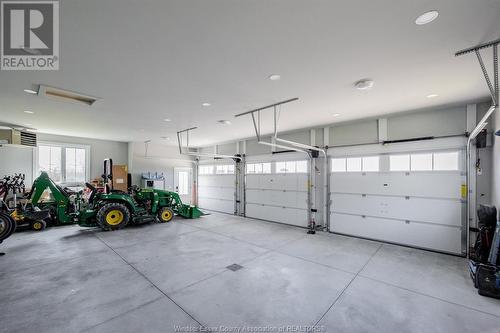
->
[38,85,100,106]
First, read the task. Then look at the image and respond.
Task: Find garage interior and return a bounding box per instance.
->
[1,1,500,332]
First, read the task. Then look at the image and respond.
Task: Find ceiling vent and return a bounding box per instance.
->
[38,85,99,106]
[0,129,37,147]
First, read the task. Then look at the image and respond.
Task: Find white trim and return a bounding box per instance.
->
[34,141,91,185]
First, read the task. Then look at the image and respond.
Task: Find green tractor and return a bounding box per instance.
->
[28,159,203,231]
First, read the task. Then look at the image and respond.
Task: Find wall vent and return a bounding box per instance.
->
[0,129,37,147]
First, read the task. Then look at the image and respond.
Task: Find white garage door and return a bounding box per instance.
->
[245,158,309,227]
[198,164,235,214]
[330,149,465,255]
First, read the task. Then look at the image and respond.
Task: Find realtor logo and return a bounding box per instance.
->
[1,0,59,70]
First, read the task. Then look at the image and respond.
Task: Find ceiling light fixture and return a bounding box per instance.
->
[24,89,38,94]
[24,110,34,114]
[269,74,281,81]
[218,120,231,125]
[333,113,341,117]
[426,94,439,98]
[415,10,439,25]
[354,79,374,90]
[163,118,171,122]
[202,102,211,107]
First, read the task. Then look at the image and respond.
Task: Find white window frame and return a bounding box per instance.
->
[389,150,461,172]
[246,162,272,174]
[215,164,235,175]
[332,156,380,173]
[275,160,308,174]
[199,165,214,175]
[34,141,91,185]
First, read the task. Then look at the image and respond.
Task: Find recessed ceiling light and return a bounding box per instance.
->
[23,89,37,94]
[218,120,231,125]
[426,94,439,98]
[163,118,171,122]
[333,113,341,117]
[354,79,374,90]
[268,74,281,81]
[24,110,34,114]
[202,102,211,107]
[415,11,439,25]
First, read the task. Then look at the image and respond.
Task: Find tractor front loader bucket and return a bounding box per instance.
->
[176,204,205,219]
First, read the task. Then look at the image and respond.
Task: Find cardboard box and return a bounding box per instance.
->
[112,165,128,192]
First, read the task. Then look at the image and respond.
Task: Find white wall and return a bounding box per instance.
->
[0,145,34,184]
[0,133,127,185]
[197,105,469,156]
[129,142,194,190]
[38,133,128,181]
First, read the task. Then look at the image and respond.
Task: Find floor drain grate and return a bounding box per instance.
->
[226,264,244,271]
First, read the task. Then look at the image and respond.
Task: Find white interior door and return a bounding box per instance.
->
[174,167,192,204]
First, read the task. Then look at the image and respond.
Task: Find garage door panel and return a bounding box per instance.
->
[331,193,462,227]
[331,213,462,254]
[199,198,234,214]
[296,192,308,209]
[198,173,235,214]
[388,173,463,199]
[246,175,260,188]
[331,172,463,199]
[198,186,232,199]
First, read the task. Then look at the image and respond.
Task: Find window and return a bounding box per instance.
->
[38,145,62,182]
[276,160,307,174]
[215,165,234,174]
[333,156,379,172]
[332,158,346,172]
[362,156,379,172]
[390,154,410,171]
[434,152,459,171]
[390,151,460,172]
[178,171,189,195]
[65,148,86,182]
[37,143,89,184]
[199,165,214,175]
[411,153,433,171]
[346,158,362,172]
[246,163,271,174]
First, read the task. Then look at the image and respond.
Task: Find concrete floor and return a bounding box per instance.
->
[1,213,500,333]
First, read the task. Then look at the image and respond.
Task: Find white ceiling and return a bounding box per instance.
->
[0,0,499,147]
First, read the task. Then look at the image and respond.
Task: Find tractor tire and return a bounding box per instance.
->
[0,212,16,242]
[158,207,174,223]
[96,203,130,231]
[31,220,46,231]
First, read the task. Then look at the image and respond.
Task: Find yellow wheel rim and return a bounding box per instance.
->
[161,210,173,221]
[106,210,124,226]
[33,222,42,230]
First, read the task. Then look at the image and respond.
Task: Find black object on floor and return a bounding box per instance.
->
[469,205,500,299]
[226,264,244,272]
